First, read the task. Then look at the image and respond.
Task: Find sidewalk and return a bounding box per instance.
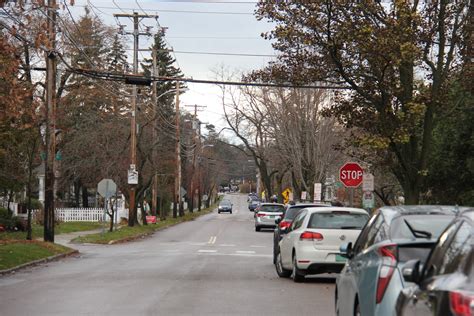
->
[51,228,104,247]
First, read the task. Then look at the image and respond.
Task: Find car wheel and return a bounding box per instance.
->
[255,226,260,232]
[230,211,232,214]
[291,254,305,283]
[354,298,360,316]
[275,251,291,278]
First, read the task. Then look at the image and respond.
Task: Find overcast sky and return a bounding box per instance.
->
[67,0,277,135]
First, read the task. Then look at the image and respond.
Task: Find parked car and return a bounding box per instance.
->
[395,207,473,316]
[254,203,285,231]
[276,207,369,282]
[335,205,461,316]
[248,199,261,212]
[273,203,330,263]
[218,200,233,214]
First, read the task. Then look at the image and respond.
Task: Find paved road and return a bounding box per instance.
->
[0,194,336,316]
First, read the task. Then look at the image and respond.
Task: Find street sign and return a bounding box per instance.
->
[97,179,117,199]
[314,183,322,202]
[362,191,375,209]
[301,191,307,201]
[362,173,375,191]
[282,188,292,204]
[339,162,364,188]
[128,165,138,184]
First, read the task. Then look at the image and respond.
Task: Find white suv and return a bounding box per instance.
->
[276,207,369,282]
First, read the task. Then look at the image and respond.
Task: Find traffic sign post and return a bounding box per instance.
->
[339,162,364,188]
[362,173,375,192]
[339,162,364,207]
[97,179,118,233]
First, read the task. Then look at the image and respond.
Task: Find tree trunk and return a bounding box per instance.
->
[82,186,89,207]
[74,180,81,207]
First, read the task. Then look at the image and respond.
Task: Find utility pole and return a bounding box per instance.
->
[151,48,158,218]
[44,0,57,242]
[114,12,158,226]
[184,104,206,213]
[174,81,182,218]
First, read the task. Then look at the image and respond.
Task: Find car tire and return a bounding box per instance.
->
[292,255,305,283]
[230,211,232,214]
[354,298,360,316]
[255,226,260,232]
[218,211,220,214]
[275,251,291,278]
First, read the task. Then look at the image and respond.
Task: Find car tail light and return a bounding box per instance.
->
[450,291,474,316]
[279,221,291,229]
[257,213,266,217]
[376,244,397,304]
[299,231,324,241]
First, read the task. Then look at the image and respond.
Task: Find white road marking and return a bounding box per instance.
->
[207,236,217,244]
[189,242,207,246]
[219,244,236,247]
[250,245,266,248]
[236,250,256,254]
[197,252,272,258]
[198,250,217,253]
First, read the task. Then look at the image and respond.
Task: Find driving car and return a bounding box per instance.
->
[217,199,233,214]
[254,203,285,231]
[395,207,473,316]
[275,207,369,282]
[273,203,330,263]
[335,205,461,316]
[248,199,261,212]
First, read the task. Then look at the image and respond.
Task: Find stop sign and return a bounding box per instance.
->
[339,162,364,188]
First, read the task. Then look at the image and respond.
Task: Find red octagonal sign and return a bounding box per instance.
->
[339,162,364,188]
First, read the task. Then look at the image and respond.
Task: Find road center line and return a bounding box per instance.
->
[207,236,217,244]
[198,250,217,253]
[236,250,256,254]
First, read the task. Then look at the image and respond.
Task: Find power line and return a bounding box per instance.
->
[71,4,254,15]
[171,50,275,57]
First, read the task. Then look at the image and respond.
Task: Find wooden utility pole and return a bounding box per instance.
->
[184,104,206,213]
[114,12,158,226]
[173,81,182,218]
[44,0,57,242]
[151,48,158,217]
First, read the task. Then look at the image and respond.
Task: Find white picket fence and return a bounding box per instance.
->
[56,208,104,222]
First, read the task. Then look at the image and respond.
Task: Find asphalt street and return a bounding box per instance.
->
[0,194,336,316]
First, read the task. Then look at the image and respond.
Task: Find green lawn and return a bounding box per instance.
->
[0,222,103,241]
[0,241,73,270]
[73,204,217,244]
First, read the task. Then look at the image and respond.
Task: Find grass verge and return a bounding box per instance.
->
[73,203,217,244]
[0,222,103,241]
[0,240,74,270]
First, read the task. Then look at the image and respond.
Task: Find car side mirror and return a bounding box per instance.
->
[275,218,281,224]
[402,259,423,284]
[340,242,354,259]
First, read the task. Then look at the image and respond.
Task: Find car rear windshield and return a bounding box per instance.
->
[220,201,231,206]
[390,215,453,240]
[260,205,285,213]
[285,206,309,220]
[308,212,369,229]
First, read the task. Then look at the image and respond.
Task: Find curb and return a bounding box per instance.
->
[75,207,217,245]
[0,249,79,276]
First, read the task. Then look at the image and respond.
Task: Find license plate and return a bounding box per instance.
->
[335,254,346,262]
[269,215,275,219]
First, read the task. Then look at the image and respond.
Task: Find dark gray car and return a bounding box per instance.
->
[336,205,461,316]
[396,208,473,316]
[218,200,233,214]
